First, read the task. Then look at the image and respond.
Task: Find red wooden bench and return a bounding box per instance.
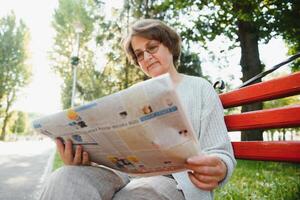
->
[219,72,300,163]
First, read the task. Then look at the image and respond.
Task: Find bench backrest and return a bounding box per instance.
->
[219,72,300,163]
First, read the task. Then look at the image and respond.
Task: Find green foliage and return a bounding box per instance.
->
[273,0,300,72]
[0,12,31,140]
[52,151,64,171]
[9,111,29,135]
[215,160,300,200]
[0,12,31,101]
[264,96,300,109]
[51,0,102,108]
[158,0,296,45]
[94,9,147,91]
[178,49,203,77]
[51,0,147,107]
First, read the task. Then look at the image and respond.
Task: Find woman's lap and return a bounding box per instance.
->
[113,176,185,200]
[39,166,184,200]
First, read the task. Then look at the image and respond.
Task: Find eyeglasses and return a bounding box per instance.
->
[134,42,160,62]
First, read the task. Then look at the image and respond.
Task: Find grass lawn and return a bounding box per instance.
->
[53,154,300,199]
[215,160,300,200]
[52,151,64,171]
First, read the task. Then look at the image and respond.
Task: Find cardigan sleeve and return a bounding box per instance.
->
[198,80,236,187]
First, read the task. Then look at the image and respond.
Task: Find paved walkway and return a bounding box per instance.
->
[0,139,55,200]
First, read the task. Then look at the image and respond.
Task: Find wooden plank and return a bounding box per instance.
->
[220,72,300,108]
[232,141,300,163]
[225,105,300,131]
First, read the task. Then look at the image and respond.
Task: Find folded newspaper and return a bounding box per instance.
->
[33,73,200,176]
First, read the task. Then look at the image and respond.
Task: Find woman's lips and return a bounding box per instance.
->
[147,62,159,71]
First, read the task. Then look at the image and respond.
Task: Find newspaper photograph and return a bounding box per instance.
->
[33,73,200,176]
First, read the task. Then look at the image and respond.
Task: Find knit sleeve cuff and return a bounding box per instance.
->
[211,152,236,187]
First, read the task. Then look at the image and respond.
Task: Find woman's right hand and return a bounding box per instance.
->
[56,138,91,166]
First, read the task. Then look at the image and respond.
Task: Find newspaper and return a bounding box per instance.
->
[33,73,200,176]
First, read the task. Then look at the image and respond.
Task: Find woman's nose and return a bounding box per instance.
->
[143,51,153,61]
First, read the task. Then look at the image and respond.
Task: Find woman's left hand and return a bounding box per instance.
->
[185,155,227,191]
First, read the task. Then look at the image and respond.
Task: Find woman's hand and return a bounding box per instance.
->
[56,138,91,166]
[185,155,227,191]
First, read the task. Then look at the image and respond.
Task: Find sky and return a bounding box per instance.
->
[0,0,289,115]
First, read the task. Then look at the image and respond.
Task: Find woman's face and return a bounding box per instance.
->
[131,36,175,78]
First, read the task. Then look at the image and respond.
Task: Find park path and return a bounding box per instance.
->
[0,139,55,200]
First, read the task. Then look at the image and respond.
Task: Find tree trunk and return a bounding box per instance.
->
[237,20,264,141]
[0,114,9,141]
[145,0,149,18]
[0,93,14,141]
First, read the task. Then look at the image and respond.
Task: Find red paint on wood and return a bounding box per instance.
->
[225,105,300,131]
[220,72,300,108]
[219,73,300,163]
[232,141,300,163]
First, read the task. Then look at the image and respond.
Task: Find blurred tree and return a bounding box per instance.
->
[0,12,31,141]
[51,0,106,108]
[94,0,148,92]
[10,111,29,135]
[178,49,203,77]
[274,0,300,72]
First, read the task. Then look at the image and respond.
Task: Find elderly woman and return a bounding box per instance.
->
[40,19,236,200]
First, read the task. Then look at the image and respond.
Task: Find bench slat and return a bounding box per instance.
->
[220,72,300,108]
[232,141,300,163]
[225,105,300,131]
